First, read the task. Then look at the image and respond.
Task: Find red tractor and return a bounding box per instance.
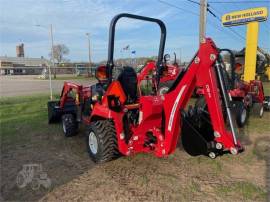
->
[231,52,270,118]
[136,53,182,95]
[48,13,243,163]
[196,49,270,128]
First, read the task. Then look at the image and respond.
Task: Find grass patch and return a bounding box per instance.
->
[188,156,223,173]
[216,181,267,200]
[263,82,270,95]
[0,95,58,144]
[189,180,200,193]
[244,111,270,134]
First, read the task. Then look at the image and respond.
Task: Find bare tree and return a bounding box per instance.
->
[50,44,70,64]
[49,44,69,78]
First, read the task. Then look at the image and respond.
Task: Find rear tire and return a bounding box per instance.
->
[264,96,270,111]
[234,101,248,128]
[252,103,264,118]
[86,120,119,163]
[62,114,78,137]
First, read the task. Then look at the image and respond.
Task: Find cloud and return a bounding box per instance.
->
[0,0,269,62]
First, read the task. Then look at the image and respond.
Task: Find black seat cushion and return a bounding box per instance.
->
[117,66,138,103]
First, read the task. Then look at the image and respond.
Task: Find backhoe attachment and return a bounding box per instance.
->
[162,39,243,158]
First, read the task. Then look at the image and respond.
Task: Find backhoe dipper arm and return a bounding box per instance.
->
[162,38,242,156]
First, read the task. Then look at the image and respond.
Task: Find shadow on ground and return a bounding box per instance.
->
[1,122,96,201]
[1,95,269,201]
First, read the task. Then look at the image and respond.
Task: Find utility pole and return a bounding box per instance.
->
[199,0,207,45]
[35,24,54,100]
[49,24,56,79]
[86,33,91,77]
[179,48,182,65]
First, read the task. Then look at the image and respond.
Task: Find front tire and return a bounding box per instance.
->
[62,114,78,137]
[16,172,27,188]
[86,120,119,163]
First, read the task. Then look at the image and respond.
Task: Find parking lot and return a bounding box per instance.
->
[0,75,94,97]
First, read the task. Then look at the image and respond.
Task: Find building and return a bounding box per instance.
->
[0,56,50,75]
[16,43,25,57]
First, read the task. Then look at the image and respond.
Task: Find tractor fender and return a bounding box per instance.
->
[90,103,114,121]
[90,103,124,134]
[89,103,129,155]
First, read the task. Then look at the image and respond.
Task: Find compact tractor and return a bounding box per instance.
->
[226,51,270,118]
[196,49,270,128]
[48,13,243,163]
[137,55,181,95]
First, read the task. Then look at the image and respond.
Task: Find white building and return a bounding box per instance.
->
[0,56,50,75]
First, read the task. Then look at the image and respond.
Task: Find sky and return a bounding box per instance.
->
[0,0,269,62]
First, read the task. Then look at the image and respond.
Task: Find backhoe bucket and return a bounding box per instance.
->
[181,110,215,156]
[181,57,240,157]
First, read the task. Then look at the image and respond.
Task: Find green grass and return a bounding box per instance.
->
[245,112,270,134]
[0,95,55,144]
[0,84,269,201]
[215,181,267,200]
[189,180,200,193]
[263,82,270,95]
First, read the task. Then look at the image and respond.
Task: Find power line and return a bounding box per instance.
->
[159,0,246,42]
[207,4,246,41]
[185,0,245,42]
[158,0,199,16]
[208,1,270,3]
[186,0,218,18]
[186,0,200,5]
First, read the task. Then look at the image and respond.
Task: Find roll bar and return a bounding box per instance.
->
[106,13,167,83]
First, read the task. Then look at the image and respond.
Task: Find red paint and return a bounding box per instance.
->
[58,38,242,158]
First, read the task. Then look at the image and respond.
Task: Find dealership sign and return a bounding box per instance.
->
[222,7,268,27]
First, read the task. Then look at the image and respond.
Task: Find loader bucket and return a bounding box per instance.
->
[48,101,78,123]
[48,101,62,123]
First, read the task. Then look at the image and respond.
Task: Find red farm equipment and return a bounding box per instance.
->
[48,13,243,163]
[136,53,182,95]
[196,49,270,128]
[232,51,270,116]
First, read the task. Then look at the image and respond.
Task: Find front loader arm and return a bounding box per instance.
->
[59,81,83,122]
[162,38,242,156]
[59,82,83,108]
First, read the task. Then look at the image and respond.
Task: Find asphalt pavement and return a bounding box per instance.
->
[0,75,95,97]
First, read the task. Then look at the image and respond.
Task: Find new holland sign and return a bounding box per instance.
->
[222,7,268,27]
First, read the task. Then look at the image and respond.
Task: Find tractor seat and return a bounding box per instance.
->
[117,66,138,104]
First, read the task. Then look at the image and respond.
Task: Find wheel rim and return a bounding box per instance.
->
[88,131,98,154]
[241,108,247,123]
[260,106,264,117]
[159,87,169,95]
[16,173,26,187]
[62,119,67,133]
